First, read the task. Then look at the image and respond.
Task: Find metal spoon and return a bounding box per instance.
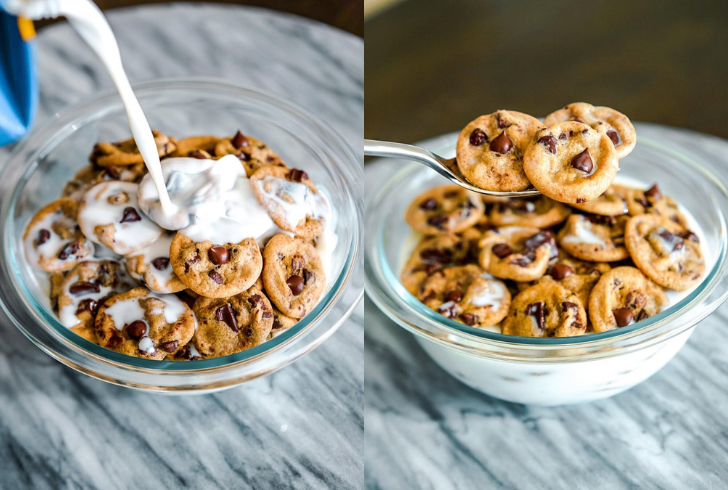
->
[364,139,541,197]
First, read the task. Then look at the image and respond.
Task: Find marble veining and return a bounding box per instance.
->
[365,125,728,490]
[0,5,362,489]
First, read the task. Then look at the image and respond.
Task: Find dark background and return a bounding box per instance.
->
[36,0,363,36]
[365,0,728,145]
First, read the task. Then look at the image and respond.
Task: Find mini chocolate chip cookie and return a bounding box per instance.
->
[250,165,329,239]
[478,227,558,281]
[489,196,571,229]
[262,234,326,319]
[502,282,587,337]
[171,135,222,158]
[95,287,196,359]
[569,183,630,216]
[215,130,286,176]
[57,260,136,342]
[400,234,478,295]
[557,214,629,262]
[78,181,163,255]
[625,214,705,290]
[23,198,95,272]
[170,232,263,298]
[404,185,485,235]
[624,184,688,228]
[90,130,176,167]
[537,255,611,309]
[63,164,149,201]
[125,232,186,294]
[419,265,511,327]
[588,266,668,332]
[523,122,620,204]
[192,286,275,357]
[543,103,636,158]
[456,110,545,191]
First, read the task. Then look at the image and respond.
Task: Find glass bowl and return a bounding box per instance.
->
[365,130,728,405]
[0,79,363,393]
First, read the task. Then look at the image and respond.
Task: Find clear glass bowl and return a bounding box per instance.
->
[365,131,728,405]
[0,79,363,393]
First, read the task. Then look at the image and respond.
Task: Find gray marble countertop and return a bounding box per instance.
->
[365,124,728,490]
[0,5,362,489]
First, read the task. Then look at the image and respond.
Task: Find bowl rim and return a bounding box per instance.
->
[0,77,363,378]
[365,128,728,360]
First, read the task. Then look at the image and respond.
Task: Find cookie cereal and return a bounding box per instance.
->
[489,196,571,229]
[478,227,558,282]
[557,214,629,262]
[502,282,587,337]
[124,232,186,294]
[404,184,484,235]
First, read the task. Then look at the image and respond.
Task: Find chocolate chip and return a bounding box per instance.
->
[613,308,635,327]
[572,322,585,330]
[489,131,513,154]
[208,246,229,265]
[569,131,575,137]
[523,231,555,254]
[152,257,169,270]
[585,214,616,227]
[461,313,478,326]
[511,256,533,267]
[126,320,148,340]
[232,130,248,149]
[37,229,51,246]
[215,304,239,332]
[537,135,558,154]
[159,340,179,353]
[287,275,305,295]
[420,248,451,264]
[438,302,457,319]
[208,270,224,284]
[607,130,620,145]
[288,169,309,182]
[582,129,588,134]
[75,299,98,316]
[496,113,510,128]
[576,198,586,203]
[419,197,437,210]
[302,268,313,284]
[657,229,685,252]
[645,184,661,200]
[445,290,463,303]
[444,190,460,198]
[105,166,121,179]
[637,309,648,321]
[427,215,450,229]
[69,281,100,295]
[492,243,512,258]
[678,230,699,243]
[469,128,487,146]
[551,263,574,280]
[272,317,283,330]
[562,301,578,313]
[189,150,208,159]
[58,242,81,260]
[570,149,593,173]
[120,207,142,223]
[237,151,249,162]
[262,311,273,319]
[525,302,546,330]
[248,294,264,308]
[558,133,567,140]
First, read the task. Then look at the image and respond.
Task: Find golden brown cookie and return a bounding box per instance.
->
[489,196,571,228]
[588,266,669,332]
[170,232,263,298]
[478,227,558,282]
[569,183,630,216]
[63,164,148,201]
[89,130,176,167]
[523,122,620,204]
[543,102,636,158]
[456,110,544,191]
[192,286,275,357]
[404,185,484,235]
[625,214,705,290]
[537,256,611,309]
[95,287,196,359]
[419,265,511,327]
[624,184,688,228]
[557,214,629,262]
[23,198,94,272]
[171,135,222,158]
[262,234,325,319]
[78,181,163,255]
[57,260,136,342]
[250,165,329,239]
[215,130,286,177]
[400,234,478,295]
[502,282,587,337]
[124,232,186,294]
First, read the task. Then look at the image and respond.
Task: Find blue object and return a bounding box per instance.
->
[0,10,37,146]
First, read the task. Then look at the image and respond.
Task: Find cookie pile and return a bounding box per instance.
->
[402,178,706,337]
[24,130,328,360]
[456,103,636,203]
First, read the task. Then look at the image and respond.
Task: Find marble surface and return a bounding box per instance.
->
[365,124,728,490]
[0,5,363,489]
